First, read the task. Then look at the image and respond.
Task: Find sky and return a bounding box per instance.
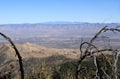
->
[0,0,120,24]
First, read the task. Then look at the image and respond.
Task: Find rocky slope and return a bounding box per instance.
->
[0,43,80,78]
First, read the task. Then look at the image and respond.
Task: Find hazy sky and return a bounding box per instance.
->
[0,0,120,24]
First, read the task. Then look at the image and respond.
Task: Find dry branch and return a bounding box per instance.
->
[76,26,120,79]
[0,32,24,79]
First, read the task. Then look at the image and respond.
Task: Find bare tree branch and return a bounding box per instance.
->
[76,26,120,79]
[113,50,120,79]
[0,32,24,79]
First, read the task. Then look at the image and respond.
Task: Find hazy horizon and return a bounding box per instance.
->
[0,21,120,25]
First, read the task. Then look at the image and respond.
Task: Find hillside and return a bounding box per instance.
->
[0,43,80,60]
[0,43,80,78]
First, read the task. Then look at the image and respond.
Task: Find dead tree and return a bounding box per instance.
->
[76,26,120,79]
[0,32,24,79]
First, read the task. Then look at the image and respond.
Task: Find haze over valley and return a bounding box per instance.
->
[0,23,120,49]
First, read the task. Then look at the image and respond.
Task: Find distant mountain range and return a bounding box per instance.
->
[0,22,120,25]
[0,23,120,49]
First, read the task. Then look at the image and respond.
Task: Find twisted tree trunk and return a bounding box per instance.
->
[0,32,24,79]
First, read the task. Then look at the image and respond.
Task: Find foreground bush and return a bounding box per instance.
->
[25,54,120,79]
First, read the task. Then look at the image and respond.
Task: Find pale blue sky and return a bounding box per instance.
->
[0,0,120,24]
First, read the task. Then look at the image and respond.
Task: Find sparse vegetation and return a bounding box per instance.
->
[25,54,120,79]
